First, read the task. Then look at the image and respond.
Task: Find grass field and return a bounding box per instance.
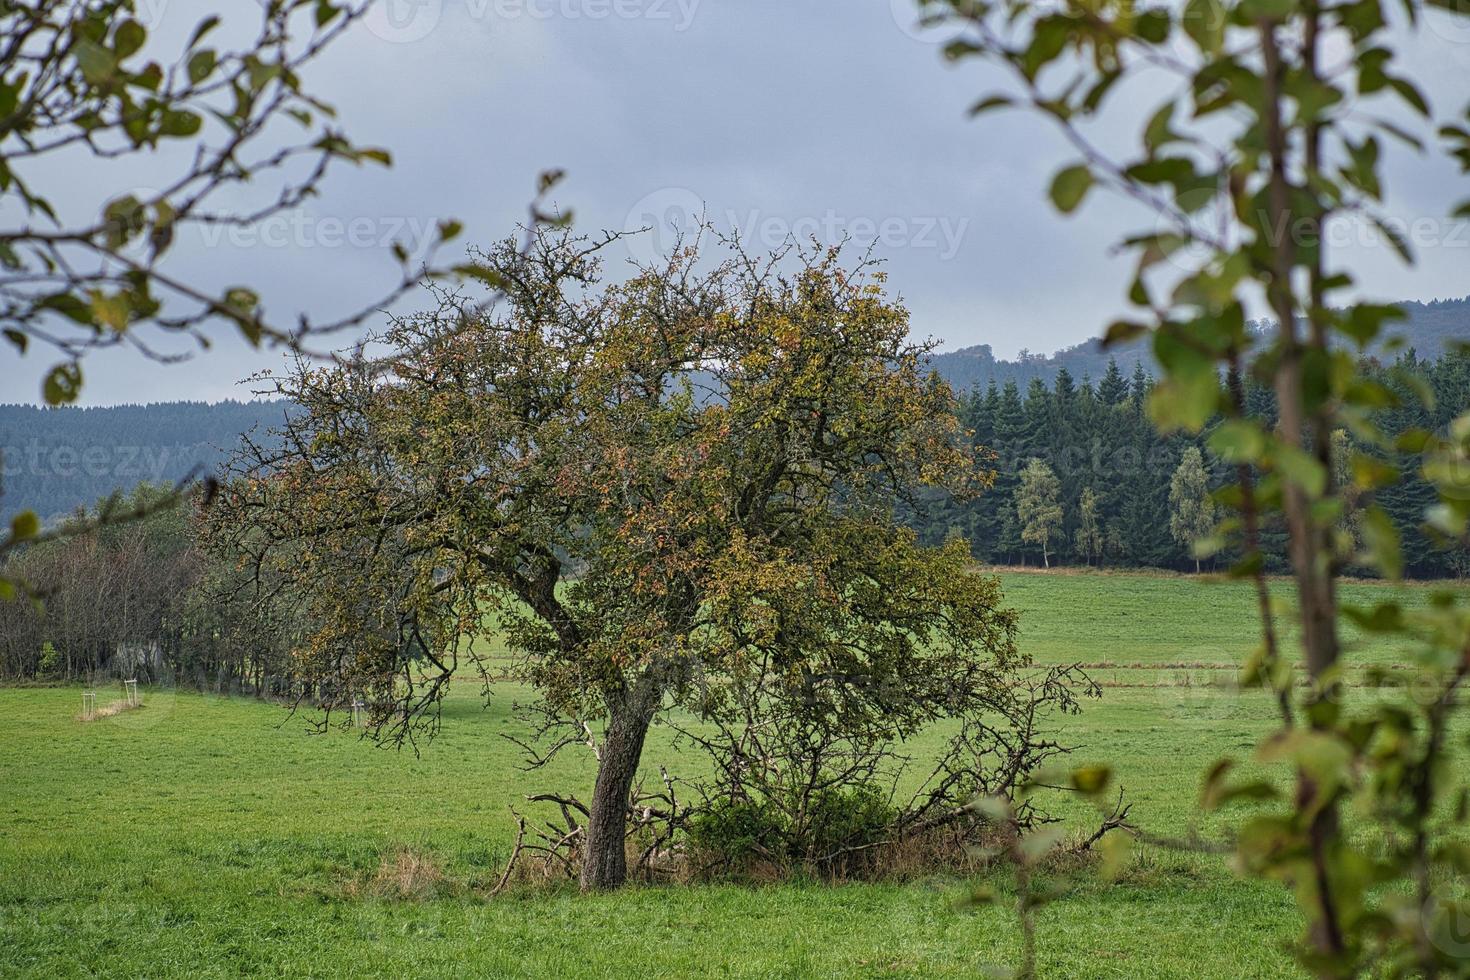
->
[0,570,1453,978]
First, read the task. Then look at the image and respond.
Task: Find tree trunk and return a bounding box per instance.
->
[580,696,656,891]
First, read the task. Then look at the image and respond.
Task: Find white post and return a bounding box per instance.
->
[351,699,364,728]
[82,691,96,720]
[123,679,139,707]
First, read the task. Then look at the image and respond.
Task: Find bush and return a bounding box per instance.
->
[687,783,898,877]
[37,642,60,679]
[687,798,782,866]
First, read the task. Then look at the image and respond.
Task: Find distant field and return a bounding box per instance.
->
[2,569,1454,978]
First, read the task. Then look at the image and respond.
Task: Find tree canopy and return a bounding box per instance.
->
[207,227,1025,889]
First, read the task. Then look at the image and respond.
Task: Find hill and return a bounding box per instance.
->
[926,294,1470,391]
[2,295,1466,523]
[0,400,291,524]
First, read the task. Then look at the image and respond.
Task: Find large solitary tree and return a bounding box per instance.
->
[208,227,1020,890]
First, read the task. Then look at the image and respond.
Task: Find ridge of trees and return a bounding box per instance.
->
[908,348,1470,579]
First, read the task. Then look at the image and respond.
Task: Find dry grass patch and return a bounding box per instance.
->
[79,699,143,722]
[346,846,455,901]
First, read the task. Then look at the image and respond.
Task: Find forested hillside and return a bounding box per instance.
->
[0,401,290,523]
[907,349,1470,579]
[3,299,1466,578]
[927,294,1470,390]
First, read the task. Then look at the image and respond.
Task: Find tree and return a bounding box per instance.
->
[209,227,1020,891]
[1073,486,1102,566]
[934,0,1470,970]
[1097,358,1128,407]
[1168,448,1215,573]
[1016,458,1061,568]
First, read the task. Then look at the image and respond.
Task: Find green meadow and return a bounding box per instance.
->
[0,570,1453,978]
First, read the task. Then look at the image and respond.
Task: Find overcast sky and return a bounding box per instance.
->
[4,0,1468,406]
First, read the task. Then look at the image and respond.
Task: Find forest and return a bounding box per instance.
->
[910,347,1470,578]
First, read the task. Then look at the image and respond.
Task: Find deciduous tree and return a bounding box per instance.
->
[1168,447,1215,573]
[1016,458,1061,567]
[209,227,1021,891]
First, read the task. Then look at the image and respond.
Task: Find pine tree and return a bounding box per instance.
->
[1098,357,1128,407]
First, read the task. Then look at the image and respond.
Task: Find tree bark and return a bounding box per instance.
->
[580,692,657,891]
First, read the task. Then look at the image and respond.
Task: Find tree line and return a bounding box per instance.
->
[907,348,1470,579]
[0,483,302,692]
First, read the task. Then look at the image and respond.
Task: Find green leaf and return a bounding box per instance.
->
[453,263,510,290]
[1182,0,1224,54]
[1071,765,1112,796]
[74,40,116,86]
[1208,420,1266,463]
[89,291,130,331]
[9,511,40,542]
[1103,320,1148,346]
[1049,164,1094,214]
[42,363,82,405]
[968,95,1014,117]
[113,19,147,60]
[316,0,343,27]
[1098,831,1133,880]
[1342,601,1405,634]
[1371,216,1413,262]
[1359,506,1402,580]
[159,110,202,137]
[188,50,217,84]
[2,328,25,353]
[1387,77,1429,117]
[187,15,222,49]
[1274,446,1328,498]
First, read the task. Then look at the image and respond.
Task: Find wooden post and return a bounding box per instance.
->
[82,691,96,720]
[123,679,139,707]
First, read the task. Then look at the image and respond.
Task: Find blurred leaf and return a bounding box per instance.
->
[1050,165,1094,214]
[9,511,40,542]
[43,363,82,404]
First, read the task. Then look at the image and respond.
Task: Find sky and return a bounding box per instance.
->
[3,0,1469,406]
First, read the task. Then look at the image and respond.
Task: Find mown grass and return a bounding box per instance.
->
[1,570,1450,978]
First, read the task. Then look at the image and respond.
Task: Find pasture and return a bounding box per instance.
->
[0,570,1448,978]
